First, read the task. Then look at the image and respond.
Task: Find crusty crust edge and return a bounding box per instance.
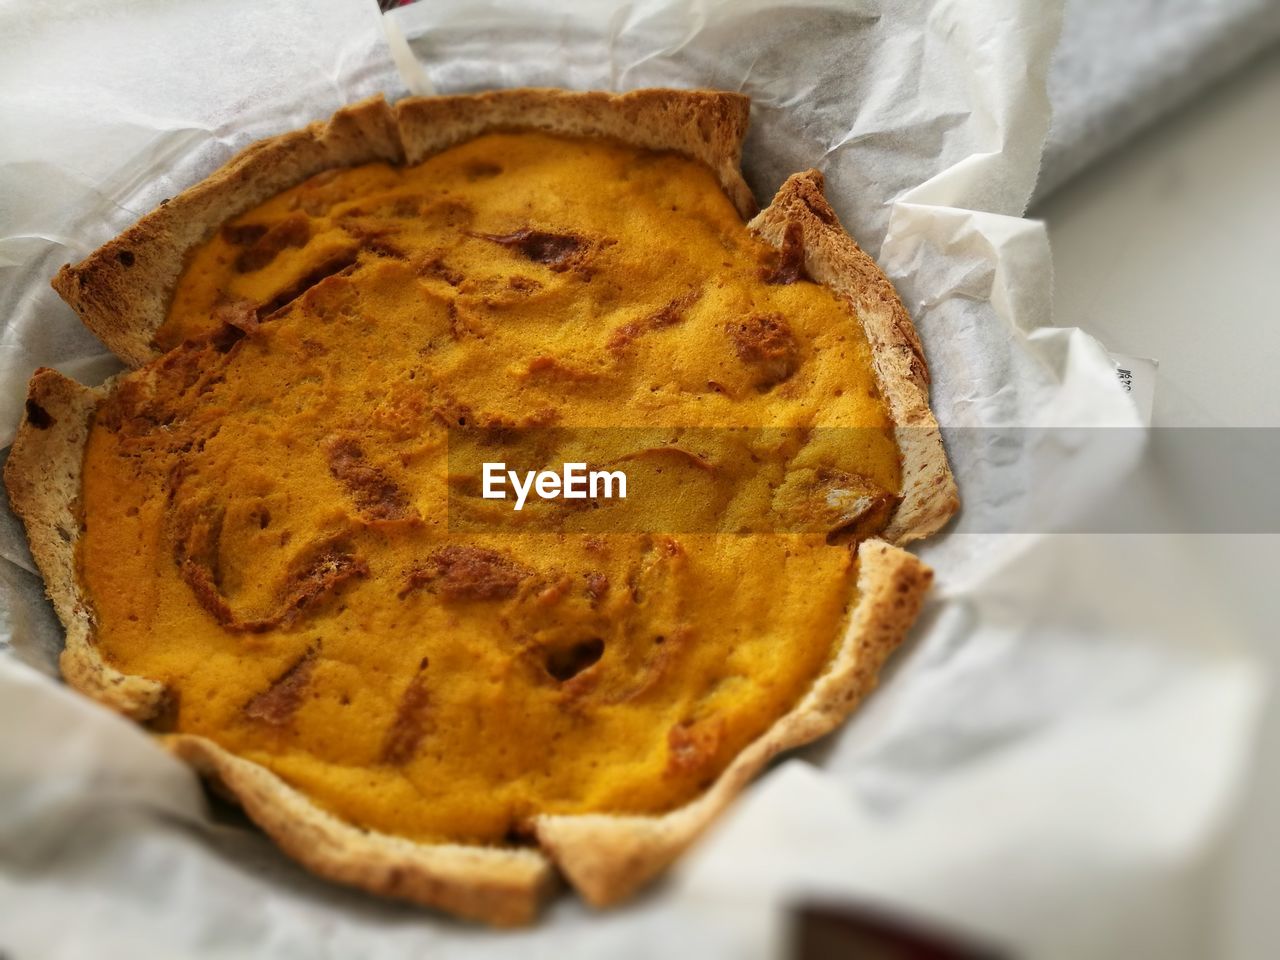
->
[2,369,168,719]
[168,735,556,926]
[51,97,408,367]
[12,89,955,923]
[748,170,959,544]
[393,87,756,220]
[52,89,755,368]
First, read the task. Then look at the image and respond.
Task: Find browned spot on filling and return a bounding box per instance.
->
[760,221,806,285]
[523,355,599,382]
[221,222,268,247]
[422,198,475,231]
[259,251,360,319]
[339,215,399,243]
[666,716,725,777]
[326,436,415,522]
[267,546,369,630]
[417,254,463,286]
[339,194,425,220]
[583,571,609,603]
[234,214,311,273]
[97,348,221,445]
[363,236,408,260]
[474,228,588,271]
[608,291,700,353]
[245,646,318,725]
[726,312,800,389]
[382,668,432,765]
[444,301,466,341]
[171,502,228,620]
[212,298,260,346]
[401,545,532,602]
[385,195,424,218]
[465,161,503,180]
[174,506,368,633]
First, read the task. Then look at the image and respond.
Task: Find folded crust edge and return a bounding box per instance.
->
[748,170,959,544]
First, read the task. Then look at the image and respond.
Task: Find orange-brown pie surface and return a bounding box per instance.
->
[76,132,903,845]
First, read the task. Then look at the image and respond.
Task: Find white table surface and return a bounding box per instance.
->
[1035,46,1280,960]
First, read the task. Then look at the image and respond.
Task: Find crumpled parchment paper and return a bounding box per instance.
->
[0,1,1264,957]
[1037,0,1280,201]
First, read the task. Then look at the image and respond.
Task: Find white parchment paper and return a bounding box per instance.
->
[0,1,1264,957]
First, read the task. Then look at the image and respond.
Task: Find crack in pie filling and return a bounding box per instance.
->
[7,91,957,924]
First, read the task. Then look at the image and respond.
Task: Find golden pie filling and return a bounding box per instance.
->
[78,133,902,844]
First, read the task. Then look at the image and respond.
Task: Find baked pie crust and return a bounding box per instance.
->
[6,90,957,925]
